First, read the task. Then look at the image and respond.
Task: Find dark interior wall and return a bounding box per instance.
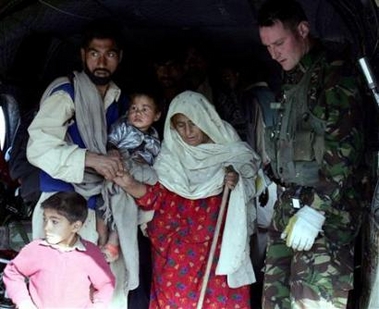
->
[0,0,377,111]
[3,26,282,111]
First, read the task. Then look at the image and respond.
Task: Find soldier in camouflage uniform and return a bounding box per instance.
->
[257,0,364,308]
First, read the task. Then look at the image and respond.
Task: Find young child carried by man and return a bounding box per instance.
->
[97,90,161,262]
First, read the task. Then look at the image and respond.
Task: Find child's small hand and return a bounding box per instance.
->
[224,165,239,190]
[107,149,121,159]
[133,155,149,165]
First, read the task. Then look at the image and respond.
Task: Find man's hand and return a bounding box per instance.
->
[281,205,325,251]
[85,152,123,180]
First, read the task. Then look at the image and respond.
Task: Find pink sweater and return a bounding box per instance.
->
[3,239,115,308]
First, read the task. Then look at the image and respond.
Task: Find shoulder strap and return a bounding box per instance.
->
[50,74,75,101]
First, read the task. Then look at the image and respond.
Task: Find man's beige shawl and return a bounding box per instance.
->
[154,90,263,287]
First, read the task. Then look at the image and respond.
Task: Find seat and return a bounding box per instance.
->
[0,94,20,156]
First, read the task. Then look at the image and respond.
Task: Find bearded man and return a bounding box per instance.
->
[27,19,130,308]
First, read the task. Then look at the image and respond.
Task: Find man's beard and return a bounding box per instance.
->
[84,65,113,86]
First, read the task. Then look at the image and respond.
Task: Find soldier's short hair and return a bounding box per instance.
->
[257,0,308,31]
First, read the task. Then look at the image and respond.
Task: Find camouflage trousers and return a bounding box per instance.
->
[262,192,355,309]
[262,233,351,309]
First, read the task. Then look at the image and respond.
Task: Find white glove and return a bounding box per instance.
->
[281,205,325,251]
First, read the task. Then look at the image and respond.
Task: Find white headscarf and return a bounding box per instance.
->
[154,90,263,287]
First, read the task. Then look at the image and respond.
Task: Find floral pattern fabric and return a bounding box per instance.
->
[137,183,251,309]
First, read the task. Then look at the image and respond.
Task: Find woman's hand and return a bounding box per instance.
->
[113,169,134,188]
[113,170,147,198]
[224,165,239,190]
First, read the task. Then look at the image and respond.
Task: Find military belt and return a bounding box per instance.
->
[281,185,315,208]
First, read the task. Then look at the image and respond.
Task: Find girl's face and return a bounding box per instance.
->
[43,208,80,247]
[128,95,161,132]
[172,113,210,146]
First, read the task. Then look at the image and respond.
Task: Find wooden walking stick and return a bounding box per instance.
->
[196,185,230,309]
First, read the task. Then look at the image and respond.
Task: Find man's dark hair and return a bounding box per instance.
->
[41,191,88,223]
[81,18,124,51]
[257,0,308,30]
[153,41,185,67]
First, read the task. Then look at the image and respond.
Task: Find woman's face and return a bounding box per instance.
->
[172,113,210,146]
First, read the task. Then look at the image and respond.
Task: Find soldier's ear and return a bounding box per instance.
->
[297,21,310,39]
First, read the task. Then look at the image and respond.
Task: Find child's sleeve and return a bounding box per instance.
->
[3,245,36,308]
[85,242,116,308]
[135,182,166,211]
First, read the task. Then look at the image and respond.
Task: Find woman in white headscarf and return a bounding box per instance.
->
[114,90,263,309]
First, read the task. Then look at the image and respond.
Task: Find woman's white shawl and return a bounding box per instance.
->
[154,90,263,287]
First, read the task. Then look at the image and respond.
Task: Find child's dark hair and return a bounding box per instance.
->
[129,89,161,113]
[81,18,124,51]
[41,192,88,224]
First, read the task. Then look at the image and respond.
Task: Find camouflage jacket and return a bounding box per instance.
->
[270,43,365,245]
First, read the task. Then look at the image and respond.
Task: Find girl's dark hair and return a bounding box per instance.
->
[41,191,88,223]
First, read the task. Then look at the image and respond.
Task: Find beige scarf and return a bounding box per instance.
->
[40,71,107,199]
